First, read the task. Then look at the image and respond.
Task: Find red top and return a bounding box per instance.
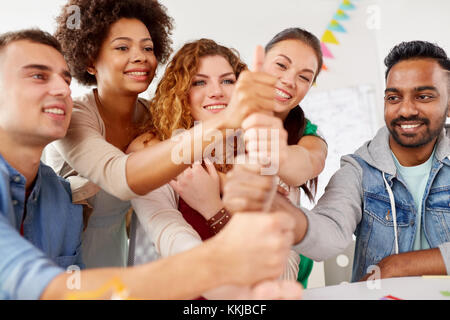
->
[20,220,25,236]
[178,197,214,241]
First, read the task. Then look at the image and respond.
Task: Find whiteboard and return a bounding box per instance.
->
[300,84,379,208]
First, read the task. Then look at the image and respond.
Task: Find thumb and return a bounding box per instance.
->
[252,45,265,72]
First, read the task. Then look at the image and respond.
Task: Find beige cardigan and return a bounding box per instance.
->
[44,89,148,203]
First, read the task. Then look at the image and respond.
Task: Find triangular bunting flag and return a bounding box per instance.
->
[328,19,347,33]
[321,30,339,45]
[320,42,334,59]
[333,9,350,20]
[340,0,356,10]
[322,63,328,71]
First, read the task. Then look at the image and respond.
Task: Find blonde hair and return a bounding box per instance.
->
[147,38,247,141]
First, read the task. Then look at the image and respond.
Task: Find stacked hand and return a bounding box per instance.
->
[212,211,295,285]
[169,159,222,220]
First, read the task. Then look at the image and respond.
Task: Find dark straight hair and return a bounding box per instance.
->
[265,27,323,83]
[265,28,324,202]
[384,40,450,79]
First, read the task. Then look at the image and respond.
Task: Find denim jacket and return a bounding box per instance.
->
[294,125,450,281]
[0,154,83,300]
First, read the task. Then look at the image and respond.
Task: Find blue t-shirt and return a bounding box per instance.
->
[392,150,435,250]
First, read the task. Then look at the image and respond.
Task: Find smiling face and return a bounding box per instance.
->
[384,58,450,149]
[0,40,73,145]
[188,55,237,122]
[262,39,318,118]
[91,18,157,95]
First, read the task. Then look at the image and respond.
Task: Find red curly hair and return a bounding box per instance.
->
[147,38,247,141]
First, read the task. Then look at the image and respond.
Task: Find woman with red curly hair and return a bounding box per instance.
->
[129,31,328,293]
[44,0,279,269]
[129,38,301,299]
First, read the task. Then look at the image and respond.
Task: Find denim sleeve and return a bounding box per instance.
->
[438,242,450,275]
[0,213,64,300]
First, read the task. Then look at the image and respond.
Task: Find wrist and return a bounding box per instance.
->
[205,111,228,131]
[207,207,231,234]
[378,254,402,278]
[201,200,224,220]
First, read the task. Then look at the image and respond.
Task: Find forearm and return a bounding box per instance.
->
[42,241,224,300]
[278,145,325,187]
[127,116,226,195]
[135,206,202,257]
[381,248,447,278]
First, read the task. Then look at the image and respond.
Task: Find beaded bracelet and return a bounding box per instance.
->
[207,207,231,234]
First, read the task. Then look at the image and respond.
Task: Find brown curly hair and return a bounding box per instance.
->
[148,38,247,141]
[54,0,173,86]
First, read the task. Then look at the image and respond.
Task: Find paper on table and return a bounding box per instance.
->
[441,291,450,297]
[380,295,403,300]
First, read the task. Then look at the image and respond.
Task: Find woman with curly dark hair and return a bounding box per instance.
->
[43,0,174,268]
[44,0,279,269]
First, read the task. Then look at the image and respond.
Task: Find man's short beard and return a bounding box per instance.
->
[390,126,440,148]
[388,109,448,148]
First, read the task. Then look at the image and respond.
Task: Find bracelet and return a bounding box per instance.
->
[207,208,231,234]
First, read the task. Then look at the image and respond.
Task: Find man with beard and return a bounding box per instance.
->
[223,40,450,281]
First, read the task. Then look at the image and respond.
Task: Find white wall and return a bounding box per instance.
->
[1,0,448,115]
[1,0,449,288]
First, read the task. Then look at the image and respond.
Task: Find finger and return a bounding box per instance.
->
[271,211,295,231]
[250,281,280,300]
[262,179,278,212]
[242,113,283,130]
[252,45,265,72]
[230,160,264,175]
[278,281,303,300]
[183,167,193,179]
[249,82,277,99]
[246,95,277,113]
[277,185,290,197]
[224,197,265,213]
[224,184,270,203]
[204,158,219,180]
[191,161,206,174]
[238,70,276,88]
[226,171,274,191]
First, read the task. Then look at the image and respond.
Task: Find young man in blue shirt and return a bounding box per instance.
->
[224,40,450,281]
[0,29,302,300]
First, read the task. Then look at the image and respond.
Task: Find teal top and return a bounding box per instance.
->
[391,149,435,250]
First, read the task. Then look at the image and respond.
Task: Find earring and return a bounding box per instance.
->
[87,67,96,75]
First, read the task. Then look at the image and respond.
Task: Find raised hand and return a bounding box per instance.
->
[221,46,278,129]
[242,112,289,176]
[223,160,278,213]
[211,211,295,286]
